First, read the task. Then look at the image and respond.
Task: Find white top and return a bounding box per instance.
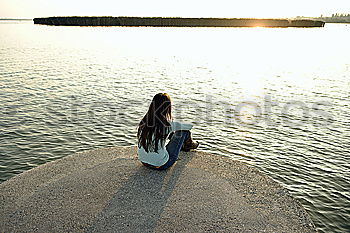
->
[137,121,193,166]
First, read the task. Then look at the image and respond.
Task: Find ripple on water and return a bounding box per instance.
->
[1,22,350,233]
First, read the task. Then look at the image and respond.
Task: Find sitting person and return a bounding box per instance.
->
[137,93,199,170]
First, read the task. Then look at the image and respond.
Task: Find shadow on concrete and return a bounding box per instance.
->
[86,152,194,232]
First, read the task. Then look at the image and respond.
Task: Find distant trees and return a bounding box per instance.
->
[319,13,350,23]
[33,16,325,27]
[331,13,350,18]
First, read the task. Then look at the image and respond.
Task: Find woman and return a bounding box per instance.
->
[137,93,199,170]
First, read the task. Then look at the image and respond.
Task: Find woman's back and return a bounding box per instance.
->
[137,93,198,170]
[137,121,193,166]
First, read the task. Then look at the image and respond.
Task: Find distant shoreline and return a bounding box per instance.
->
[0,18,32,21]
[296,16,350,23]
[33,16,325,27]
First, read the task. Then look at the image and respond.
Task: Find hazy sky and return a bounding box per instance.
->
[0,0,349,19]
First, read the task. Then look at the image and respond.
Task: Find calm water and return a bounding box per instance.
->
[0,21,349,232]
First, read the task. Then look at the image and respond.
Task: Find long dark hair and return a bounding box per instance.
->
[137,93,172,153]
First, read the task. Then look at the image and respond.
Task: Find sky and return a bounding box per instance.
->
[0,0,349,19]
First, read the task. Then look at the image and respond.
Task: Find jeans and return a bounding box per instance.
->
[155,130,189,170]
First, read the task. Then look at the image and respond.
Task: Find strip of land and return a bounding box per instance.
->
[33,16,325,27]
[296,16,350,23]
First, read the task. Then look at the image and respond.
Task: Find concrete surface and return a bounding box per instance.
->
[0,146,316,232]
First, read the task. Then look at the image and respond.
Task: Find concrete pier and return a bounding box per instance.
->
[33,16,325,27]
[0,146,316,232]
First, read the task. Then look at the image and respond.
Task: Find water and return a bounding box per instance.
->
[0,20,349,232]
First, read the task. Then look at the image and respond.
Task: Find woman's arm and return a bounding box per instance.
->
[170,121,193,132]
